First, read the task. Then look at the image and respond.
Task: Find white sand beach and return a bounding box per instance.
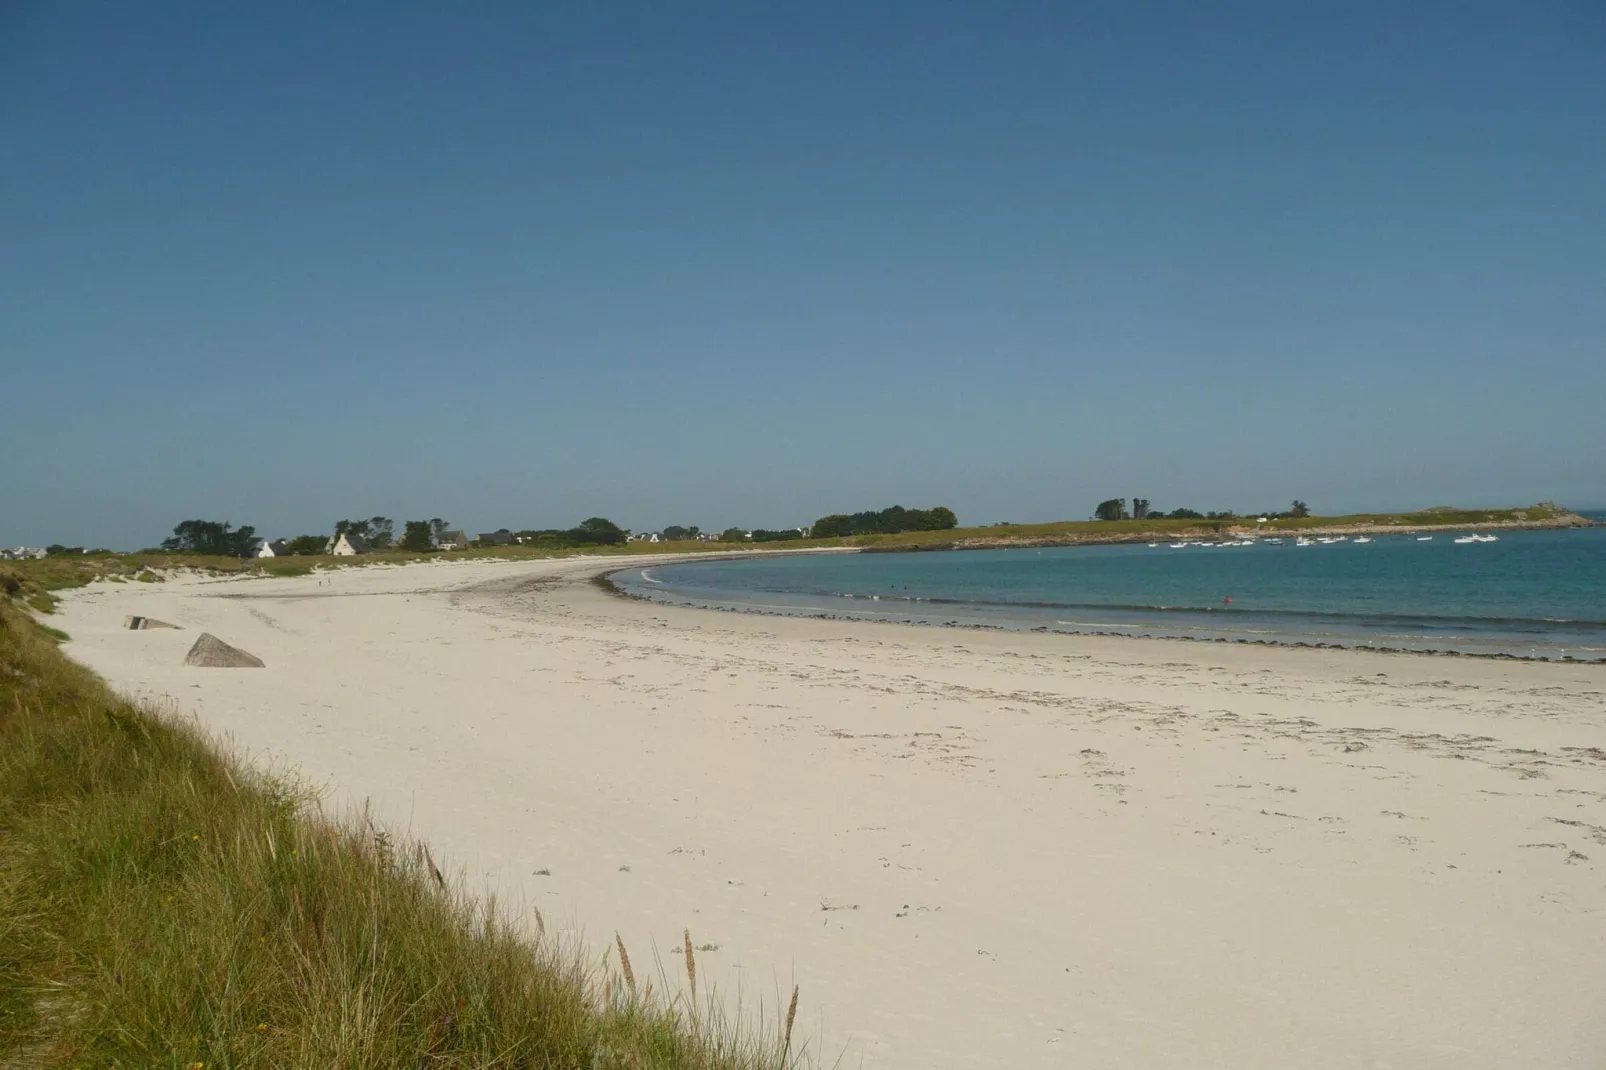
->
[55,556,1606,1068]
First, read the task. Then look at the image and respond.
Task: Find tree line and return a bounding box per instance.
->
[160,520,260,557]
[809,505,958,539]
[1092,499,1311,522]
[503,518,629,548]
[152,506,962,559]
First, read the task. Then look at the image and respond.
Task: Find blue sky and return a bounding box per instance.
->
[3,3,1603,548]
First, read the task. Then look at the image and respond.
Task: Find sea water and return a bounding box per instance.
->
[610,518,1606,660]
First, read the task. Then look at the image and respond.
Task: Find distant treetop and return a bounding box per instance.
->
[810,506,958,538]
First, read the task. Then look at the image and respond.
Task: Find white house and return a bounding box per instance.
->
[325,532,372,556]
[255,539,290,558]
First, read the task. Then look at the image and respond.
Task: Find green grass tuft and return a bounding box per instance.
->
[24,590,57,614]
[0,600,806,1068]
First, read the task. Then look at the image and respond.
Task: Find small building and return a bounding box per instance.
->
[325,532,372,556]
[477,529,516,547]
[435,530,470,551]
[255,539,290,558]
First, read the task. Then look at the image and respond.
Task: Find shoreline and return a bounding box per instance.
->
[50,557,1606,1067]
[597,560,1606,667]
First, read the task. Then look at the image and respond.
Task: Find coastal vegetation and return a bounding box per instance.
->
[0,594,804,1068]
[333,517,395,549]
[748,528,808,543]
[159,519,259,557]
[523,517,630,547]
[399,519,437,552]
[809,506,958,538]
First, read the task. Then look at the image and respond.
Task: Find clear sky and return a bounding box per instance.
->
[3,3,1603,548]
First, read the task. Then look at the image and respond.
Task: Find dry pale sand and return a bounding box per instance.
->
[55,555,1606,1068]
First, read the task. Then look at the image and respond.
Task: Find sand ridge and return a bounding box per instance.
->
[54,555,1606,1068]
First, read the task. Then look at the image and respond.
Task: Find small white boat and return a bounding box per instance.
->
[1475,534,1499,542]
[1296,537,1314,547]
[1453,535,1477,544]
[1169,542,1189,549]
[1148,542,1159,548]
[1417,536,1433,541]
[1353,537,1372,544]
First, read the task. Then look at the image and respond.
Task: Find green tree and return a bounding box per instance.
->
[429,518,450,544]
[566,517,626,546]
[720,527,748,542]
[161,520,258,557]
[810,506,957,537]
[1289,500,1311,518]
[662,525,693,541]
[1166,508,1204,520]
[1094,499,1128,522]
[285,535,326,555]
[367,517,395,549]
[811,514,853,538]
[1132,498,1152,520]
[399,521,435,552]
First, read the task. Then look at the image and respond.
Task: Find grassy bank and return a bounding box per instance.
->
[0,598,802,1068]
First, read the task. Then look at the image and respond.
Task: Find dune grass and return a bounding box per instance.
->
[0,598,804,1068]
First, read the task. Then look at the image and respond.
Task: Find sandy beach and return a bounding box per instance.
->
[54,555,1606,1068]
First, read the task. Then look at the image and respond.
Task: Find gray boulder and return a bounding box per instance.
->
[183,633,264,668]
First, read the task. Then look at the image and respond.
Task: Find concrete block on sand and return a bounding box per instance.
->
[183,633,264,668]
[124,615,180,630]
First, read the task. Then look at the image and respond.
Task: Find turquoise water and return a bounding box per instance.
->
[611,518,1606,660]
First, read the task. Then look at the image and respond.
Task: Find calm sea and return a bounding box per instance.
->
[611,516,1606,661]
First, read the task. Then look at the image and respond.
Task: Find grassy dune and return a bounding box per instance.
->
[0,598,803,1068]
